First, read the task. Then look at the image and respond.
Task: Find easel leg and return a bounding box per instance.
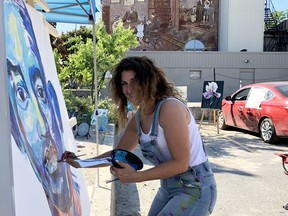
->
[208,110,213,124]
[198,110,206,130]
[199,109,219,134]
[214,110,219,134]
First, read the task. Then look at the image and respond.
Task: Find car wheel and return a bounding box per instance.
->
[259,118,279,144]
[218,111,229,130]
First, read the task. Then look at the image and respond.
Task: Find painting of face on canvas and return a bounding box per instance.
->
[201,81,224,110]
[4,0,89,215]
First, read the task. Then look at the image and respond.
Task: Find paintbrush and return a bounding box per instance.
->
[105,178,119,184]
[57,154,86,162]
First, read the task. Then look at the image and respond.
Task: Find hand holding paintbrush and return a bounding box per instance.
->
[57,153,86,162]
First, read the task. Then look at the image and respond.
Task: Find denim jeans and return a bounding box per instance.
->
[148,160,217,216]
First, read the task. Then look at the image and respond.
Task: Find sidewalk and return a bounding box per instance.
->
[76,124,160,216]
[112,127,160,216]
[75,124,115,216]
[113,146,159,216]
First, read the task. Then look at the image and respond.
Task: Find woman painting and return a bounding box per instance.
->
[62,56,217,215]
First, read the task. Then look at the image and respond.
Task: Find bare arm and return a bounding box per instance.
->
[61,114,139,168]
[113,100,191,183]
[115,114,139,151]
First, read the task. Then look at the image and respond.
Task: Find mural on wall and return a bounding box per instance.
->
[104,0,219,51]
[201,81,224,110]
[4,0,89,215]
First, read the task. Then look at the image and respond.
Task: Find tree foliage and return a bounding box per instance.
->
[93,20,139,98]
[52,20,139,120]
[271,10,288,26]
[54,21,138,96]
[51,26,93,59]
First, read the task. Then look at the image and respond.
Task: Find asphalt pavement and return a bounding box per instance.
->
[200,123,288,216]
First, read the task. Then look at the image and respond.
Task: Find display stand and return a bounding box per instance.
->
[198,109,219,134]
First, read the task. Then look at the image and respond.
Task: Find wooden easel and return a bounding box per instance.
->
[198,109,219,134]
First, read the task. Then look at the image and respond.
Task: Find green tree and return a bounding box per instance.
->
[53,20,139,120]
[272,10,287,25]
[51,26,93,60]
[93,20,139,100]
[58,38,94,89]
[56,20,138,100]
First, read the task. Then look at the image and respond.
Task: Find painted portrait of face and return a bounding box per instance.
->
[4,0,82,215]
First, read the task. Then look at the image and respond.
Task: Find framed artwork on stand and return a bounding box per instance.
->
[201,81,224,110]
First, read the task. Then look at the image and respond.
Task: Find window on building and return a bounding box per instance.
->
[189,70,201,80]
[184,40,205,51]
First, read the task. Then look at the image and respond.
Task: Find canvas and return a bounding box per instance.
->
[4,0,90,215]
[201,81,224,110]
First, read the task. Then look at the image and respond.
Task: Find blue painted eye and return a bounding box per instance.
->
[37,85,45,99]
[16,86,28,102]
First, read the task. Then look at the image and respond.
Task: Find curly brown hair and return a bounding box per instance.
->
[109,56,181,128]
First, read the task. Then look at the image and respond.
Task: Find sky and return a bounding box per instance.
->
[56,11,101,34]
[56,0,101,34]
[56,23,94,35]
[272,1,288,12]
[56,1,288,34]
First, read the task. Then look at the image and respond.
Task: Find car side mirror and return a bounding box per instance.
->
[225,95,232,101]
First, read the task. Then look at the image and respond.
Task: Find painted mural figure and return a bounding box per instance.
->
[208,1,215,27]
[136,22,144,42]
[148,12,161,32]
[123,7,138,24]
[112,15,121,32]
[179,1,198,25]
[196,0,204,22]
[4,0,82,215]
[191,6,197,23]
[203,0,210,23]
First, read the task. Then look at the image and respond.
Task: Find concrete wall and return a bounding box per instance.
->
[126,51,288,102]
[219,0,265,52]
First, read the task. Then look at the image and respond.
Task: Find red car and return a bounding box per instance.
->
[218,82,288,144]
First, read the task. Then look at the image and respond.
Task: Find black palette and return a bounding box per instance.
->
[111,149,143,171]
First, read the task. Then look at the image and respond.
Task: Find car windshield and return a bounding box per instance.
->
[276,85,288,97]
